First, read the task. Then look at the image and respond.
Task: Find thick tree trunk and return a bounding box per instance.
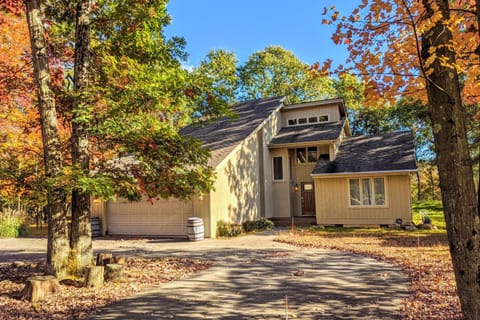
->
[70,0,93,275]
[421,0,480,318]
[25,0,69,280]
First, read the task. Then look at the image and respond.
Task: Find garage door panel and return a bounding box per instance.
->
[107,198,193,236]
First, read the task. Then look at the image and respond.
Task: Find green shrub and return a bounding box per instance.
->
[216,220,243,237]
[242,218,275,232]
[0,215,24,238]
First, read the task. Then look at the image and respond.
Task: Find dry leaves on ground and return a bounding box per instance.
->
[0,257,212,320]
[276,230,461,319]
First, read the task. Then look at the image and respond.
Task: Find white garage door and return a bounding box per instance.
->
[107,198,193,236]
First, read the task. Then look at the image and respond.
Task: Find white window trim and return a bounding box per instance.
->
[287,115,330,126]
[287,118,297,126]
[348,177,388,208]
[318,114,330,122]
[272,156,285,182]
[296,146,318,164]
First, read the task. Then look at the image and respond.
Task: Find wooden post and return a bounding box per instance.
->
[21,275,60,302]
[96,253,113,266]
[84,266,104,288]
[113,255,127,265]
[105,263,125,282]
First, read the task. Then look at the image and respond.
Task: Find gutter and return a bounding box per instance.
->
[311,169,418,178]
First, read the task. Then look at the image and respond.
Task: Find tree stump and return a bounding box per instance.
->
[84,266,104,288]
[105,263,125,282]
[113,255,127,265]
[21,275,60,302]
[96,253,113,266]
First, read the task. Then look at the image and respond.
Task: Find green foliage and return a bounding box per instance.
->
[216,220,243,238]
[412,200,445,230]
[37,0,232,202]
[242,218,274,232]
[189,49,239,120]
[238,46,335,103]
[0,211,25,238]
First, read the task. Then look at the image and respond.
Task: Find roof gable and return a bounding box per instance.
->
[313,131,417,175]
[181,96,285,167]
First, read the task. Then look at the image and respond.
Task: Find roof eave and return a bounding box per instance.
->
[311,169,418,178]
[268,140,337,149]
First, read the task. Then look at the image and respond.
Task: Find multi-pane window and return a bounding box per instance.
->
[296,147,318,163]
[318,115,329,122]
[349,178,386,206]
[307,147,317,162]
[273,157,283,181]
[296,148,307,163]
[287,115,330,126]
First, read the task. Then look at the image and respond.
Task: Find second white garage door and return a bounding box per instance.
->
[107,198,194,236]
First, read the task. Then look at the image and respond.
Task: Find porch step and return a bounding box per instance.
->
[270,216,317,227]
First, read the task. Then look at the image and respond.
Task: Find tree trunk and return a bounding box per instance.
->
[415,170,422,200]
[70,0,93,275]
[25,0,69,280]
[421,0,480,318]
[427,166,435,200]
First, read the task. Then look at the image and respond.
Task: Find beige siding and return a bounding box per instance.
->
[91,199,107,235]
[210,133,261,235]
[281,104,340,127]
[107,197,193,236]
[292,162,316,215]
[270,148,290,217]
[209,109,281,236]
[314,174,413,225]
[263,111,282,218]
[192,195,211,237]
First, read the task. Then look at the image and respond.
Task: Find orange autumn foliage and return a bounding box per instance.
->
[320,0,479,107]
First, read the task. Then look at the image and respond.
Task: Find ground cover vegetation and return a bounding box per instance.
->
[0,257,211,319]
[277,200,460,319]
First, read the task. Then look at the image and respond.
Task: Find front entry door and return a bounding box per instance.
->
[301,182,315,215]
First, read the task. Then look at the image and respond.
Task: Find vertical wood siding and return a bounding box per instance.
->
[107,197,193,236]
[281,104,341,127]
[314,175,413,225]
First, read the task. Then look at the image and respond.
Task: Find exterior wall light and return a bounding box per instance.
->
[293,183,299,192]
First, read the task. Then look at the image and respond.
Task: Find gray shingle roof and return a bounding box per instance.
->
[312,131,417,175]
[269,119,346,146]
[180,96,285,167]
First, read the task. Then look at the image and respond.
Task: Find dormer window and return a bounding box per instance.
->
[287,115,330,126]
[319,115,329,122]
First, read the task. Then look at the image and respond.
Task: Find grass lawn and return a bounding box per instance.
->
[276,200,462,319]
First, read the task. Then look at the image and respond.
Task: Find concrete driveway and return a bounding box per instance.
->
[0,232,408,319]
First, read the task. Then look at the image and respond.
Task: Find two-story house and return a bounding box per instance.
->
[92,96,417,237]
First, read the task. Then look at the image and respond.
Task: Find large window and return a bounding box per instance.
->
[349,178,386,206]
[273,157,283,181]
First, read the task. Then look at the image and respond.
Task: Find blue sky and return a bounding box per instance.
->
[165,0,360,68]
